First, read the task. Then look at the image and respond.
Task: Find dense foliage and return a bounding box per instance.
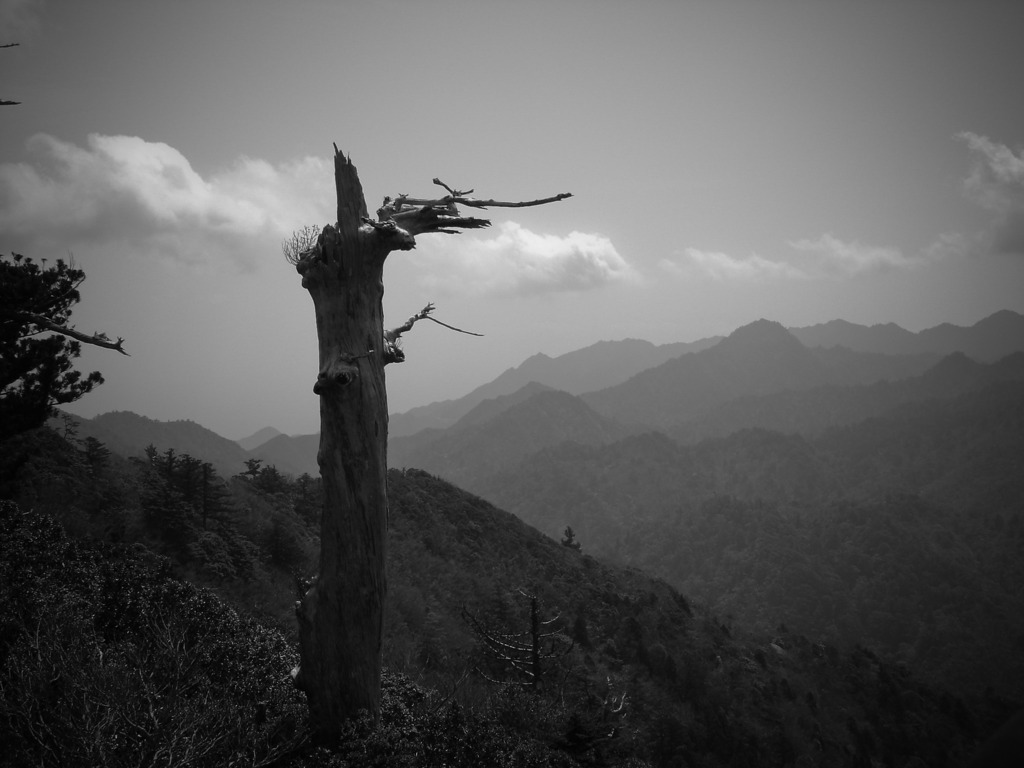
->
[0,425,315,627]
[0,500,307,767]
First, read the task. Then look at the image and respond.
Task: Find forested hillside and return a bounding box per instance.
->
[2,425,1014,766]
[669,350,1024,443]
[475,382,1024,700]
[388,389,633,488]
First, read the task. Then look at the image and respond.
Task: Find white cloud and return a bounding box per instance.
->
[661,248,807,281]
[663,234,935,283]
[0,133,333,269]
[787,233,922,275]
[959,132,1024,190]
[957,132,1024,256]
[409,221,636,296]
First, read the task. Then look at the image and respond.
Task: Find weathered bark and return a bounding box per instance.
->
[292,150,410,742]
[290,148,571,743]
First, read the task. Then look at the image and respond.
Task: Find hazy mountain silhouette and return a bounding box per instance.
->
[448,380,556,431]
[234,426,284,451]
[789,309,1024,360]
[248,431,319,478]
[581,320,841,428]
[401,350,1024,504]
[388,311,1020,438]
[388,388,630,489]
[61,411,315,479]
[69,312,1024,485]
[669,351,1024,443]
[477,376,1024,557]
[64,411,252,479]
[388,336,721,437]
[789,318,919,355]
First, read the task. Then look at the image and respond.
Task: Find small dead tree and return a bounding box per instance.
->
[462,590,573,691]
[287,147,570,743]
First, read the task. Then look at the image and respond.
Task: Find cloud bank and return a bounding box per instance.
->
[0,133,627,292]
[411,221,636,296]
[664,235,926,282]
[787,234,923,275]
[660,248,806,281]
[958,131,1024,256]
[0,133,333,268]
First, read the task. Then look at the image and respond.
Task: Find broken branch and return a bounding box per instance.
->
[383,303,483,365]
[390,191,573,211]
[423,315,484,337]
[374,180,572,240]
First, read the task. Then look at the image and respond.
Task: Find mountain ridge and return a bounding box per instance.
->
[390,309,1022,437]
[68,311,1024,480]
[389,388,631,488]
[580,319,902,428]
[235,426,284,451]
[388,335,723,437]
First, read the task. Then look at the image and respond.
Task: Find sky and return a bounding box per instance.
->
[2,0,1023,439]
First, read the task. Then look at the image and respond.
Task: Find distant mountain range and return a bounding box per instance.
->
[388,335,723,437]
[388,311,1024,476]
[235,426,283,451]
[66,310,1024,482]
[60,412,311,480]
[578,319,939,428]
[66,411,254,479]
[789,308,1024,360]
[392,309,1024,437]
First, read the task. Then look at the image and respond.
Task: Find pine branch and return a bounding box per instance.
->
[19,313,128,355]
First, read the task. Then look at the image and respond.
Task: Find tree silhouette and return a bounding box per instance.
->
[1,253,125,441]
[287,148,570,742]
[561,525,582,551]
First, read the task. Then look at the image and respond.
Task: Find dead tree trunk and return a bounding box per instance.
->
[291,152,392,741]
[289,147,570,744]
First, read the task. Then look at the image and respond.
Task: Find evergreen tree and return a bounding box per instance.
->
[0,253,124,441]
[80,436,111,474]
[198,461,231,529]
[561,525,582,552]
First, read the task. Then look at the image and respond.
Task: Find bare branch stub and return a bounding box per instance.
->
[382,303,434,364]
[382,303,483,365]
